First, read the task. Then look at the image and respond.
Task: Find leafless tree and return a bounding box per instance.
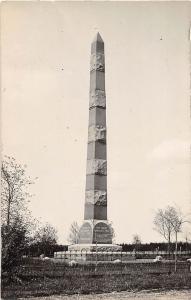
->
[165,207,190,272]
[154,205,191,266]
[132,234,142,245]
[1,156,35,226]
[68,221,80,244]
[153,206,175,257]
[132,234,141,252]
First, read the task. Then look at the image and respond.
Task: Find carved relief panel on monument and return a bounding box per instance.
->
[88,125,106,143]
[86,159,107,176]
[85,190,107,205]
[90,53,105,72]
[89,90,106,109]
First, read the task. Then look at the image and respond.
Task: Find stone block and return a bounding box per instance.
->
[67,243,122,252]
[89,90,106,109]
[84,202,94,220]
[87,142,106,160]
[90,71,105,91]
[88,125,106,143]
[86,174,107,191]
[90,53,105,72]
[94,205,107,220]
[86,159,107,175]
[78,222,93,244]
[85,190,107,205]
[91,42,104,54]
[84,201,107,220]
[89,107,106,127]
[93,222,112,244]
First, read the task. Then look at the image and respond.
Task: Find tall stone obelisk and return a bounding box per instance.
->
[85,32,107,222]
[69,33,121,252]
[77,33,112,247]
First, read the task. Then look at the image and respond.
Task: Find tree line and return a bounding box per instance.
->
[120,242,191,252]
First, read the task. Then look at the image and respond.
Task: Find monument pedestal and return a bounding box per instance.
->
[54,243,131,263]
[68,243,122,252]
[54,247,135,262]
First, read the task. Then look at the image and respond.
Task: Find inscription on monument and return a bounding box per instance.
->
[93,222,112,244]
[78,222,92,244]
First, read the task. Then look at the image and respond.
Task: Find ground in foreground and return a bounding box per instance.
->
[2,260,191,299]
[19,290,191,300]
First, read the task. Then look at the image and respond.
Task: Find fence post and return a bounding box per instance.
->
[95,241,98,271]
[69,250,72,262]
[174,232,178,272]
[121,250,123,274]
[81,249,83,261]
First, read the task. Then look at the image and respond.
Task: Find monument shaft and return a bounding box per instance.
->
[75,33,115,246]
[85,33,107,221]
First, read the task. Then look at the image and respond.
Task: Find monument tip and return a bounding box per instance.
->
[93,32,104,43]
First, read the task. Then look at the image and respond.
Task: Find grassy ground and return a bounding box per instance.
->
[18,290,191,300]
[2,260,191,299]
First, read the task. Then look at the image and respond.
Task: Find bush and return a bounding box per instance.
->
[1,222,28,276]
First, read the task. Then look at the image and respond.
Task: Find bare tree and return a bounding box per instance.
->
[165,207,190,272]
[132,234,142,245]
[68,221,80,244]
[153,206,175,257]
[1,156,35,226]
[132,234,141,252]
[154,205,191,265]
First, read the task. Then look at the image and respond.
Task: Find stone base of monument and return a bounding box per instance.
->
[68,243,122,252]
[54,252,135,263]
[54,245,135,263]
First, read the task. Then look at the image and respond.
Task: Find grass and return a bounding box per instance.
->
[2,259,191,299]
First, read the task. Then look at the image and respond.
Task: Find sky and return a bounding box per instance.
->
[1,1,191,244]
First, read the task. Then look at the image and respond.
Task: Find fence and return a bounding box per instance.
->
[19,257,191,277]
[54,249,191,263]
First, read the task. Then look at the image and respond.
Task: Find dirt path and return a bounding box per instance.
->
[19,290,191,300]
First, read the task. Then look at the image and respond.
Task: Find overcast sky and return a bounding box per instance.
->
[1,2,191,244]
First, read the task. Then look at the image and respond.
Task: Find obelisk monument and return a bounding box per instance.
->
[68,33,121,252]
